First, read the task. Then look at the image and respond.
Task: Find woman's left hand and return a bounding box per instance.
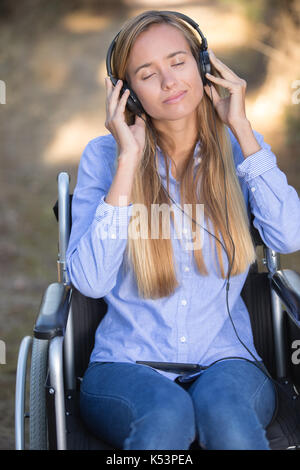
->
[203,49,248,129]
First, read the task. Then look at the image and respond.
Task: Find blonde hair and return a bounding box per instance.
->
[111,10,256,298]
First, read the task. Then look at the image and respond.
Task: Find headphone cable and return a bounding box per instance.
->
[137,90,278,388]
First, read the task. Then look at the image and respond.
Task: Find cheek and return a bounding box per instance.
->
[180,70,203,107]
[194,77,204,101]
[190,72,204,104]
[192,68,204,91]
[135,85,161,115]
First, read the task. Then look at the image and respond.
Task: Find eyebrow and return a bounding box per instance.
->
[133,50,188,75]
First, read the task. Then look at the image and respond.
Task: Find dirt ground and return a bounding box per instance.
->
[0,0,299,450]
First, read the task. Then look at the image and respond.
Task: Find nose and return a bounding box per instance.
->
[161,69,178,90]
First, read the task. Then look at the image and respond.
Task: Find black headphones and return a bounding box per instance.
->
[105,10,212,117]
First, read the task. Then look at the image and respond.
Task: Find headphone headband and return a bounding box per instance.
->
[106,11,208,79]
[159,11,208,50]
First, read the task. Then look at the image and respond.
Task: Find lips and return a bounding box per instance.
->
[163,90,187,104]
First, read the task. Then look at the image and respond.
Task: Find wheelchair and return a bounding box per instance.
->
[15,171,300,450]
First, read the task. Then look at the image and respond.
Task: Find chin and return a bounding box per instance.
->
[164,105,199,120]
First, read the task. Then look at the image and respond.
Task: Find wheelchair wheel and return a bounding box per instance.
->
[29,338,49,450]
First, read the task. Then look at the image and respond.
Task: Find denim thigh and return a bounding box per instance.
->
[80,361,196,450]
[186,359,276,450]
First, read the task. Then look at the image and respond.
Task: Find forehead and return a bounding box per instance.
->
[127,23,189,67]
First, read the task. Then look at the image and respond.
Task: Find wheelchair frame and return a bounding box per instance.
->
[15,172,300,450]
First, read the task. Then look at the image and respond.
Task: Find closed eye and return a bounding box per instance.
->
[142,62,185,81]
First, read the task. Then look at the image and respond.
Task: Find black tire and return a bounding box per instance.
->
[29,338,49,450]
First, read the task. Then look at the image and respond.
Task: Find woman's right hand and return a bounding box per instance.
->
[104,77,146,166]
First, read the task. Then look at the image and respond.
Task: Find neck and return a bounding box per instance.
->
[152,111,198,160]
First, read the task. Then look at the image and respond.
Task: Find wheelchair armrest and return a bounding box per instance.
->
[270,269,300,327]
[33,282,72,340]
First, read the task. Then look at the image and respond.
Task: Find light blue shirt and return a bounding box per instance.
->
[66,127,300,381]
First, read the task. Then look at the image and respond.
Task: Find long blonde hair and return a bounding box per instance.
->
[111,10,256,298]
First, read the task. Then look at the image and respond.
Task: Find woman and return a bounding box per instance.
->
[66,10,300,450]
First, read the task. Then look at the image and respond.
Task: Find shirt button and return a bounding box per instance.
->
[182,228,188,235]
[111,233,117,239]
[180,336,186,343]
[184,266,190,272]
[251,187,256,192]
[181,299,187,306]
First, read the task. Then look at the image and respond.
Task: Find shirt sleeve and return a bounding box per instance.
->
[66,136,133,299]
[234,129,300,254]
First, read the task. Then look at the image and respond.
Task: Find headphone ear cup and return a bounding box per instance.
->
[199,50,211,86]
[121,80,144,117]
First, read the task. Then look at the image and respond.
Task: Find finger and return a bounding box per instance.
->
[105,77,114,111]
[117,88,130,113]
[105,76,113,98]
[208,49,240,81]
[205,73,240,93]
[204,82,221,104]
[108,79,124,114]
[110,78,123,99]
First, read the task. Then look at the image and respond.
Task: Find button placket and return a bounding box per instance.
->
[177,295,189,362]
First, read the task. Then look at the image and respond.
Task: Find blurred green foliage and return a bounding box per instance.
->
[218,0,291,23]
[284,103,300,148]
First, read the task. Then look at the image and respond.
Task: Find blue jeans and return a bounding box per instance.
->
[79,359,276,450]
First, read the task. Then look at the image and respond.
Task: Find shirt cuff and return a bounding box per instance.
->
[94,194,133,225]
[236,147,277,182]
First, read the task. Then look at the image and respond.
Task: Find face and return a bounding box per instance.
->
[126,23,204,121]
